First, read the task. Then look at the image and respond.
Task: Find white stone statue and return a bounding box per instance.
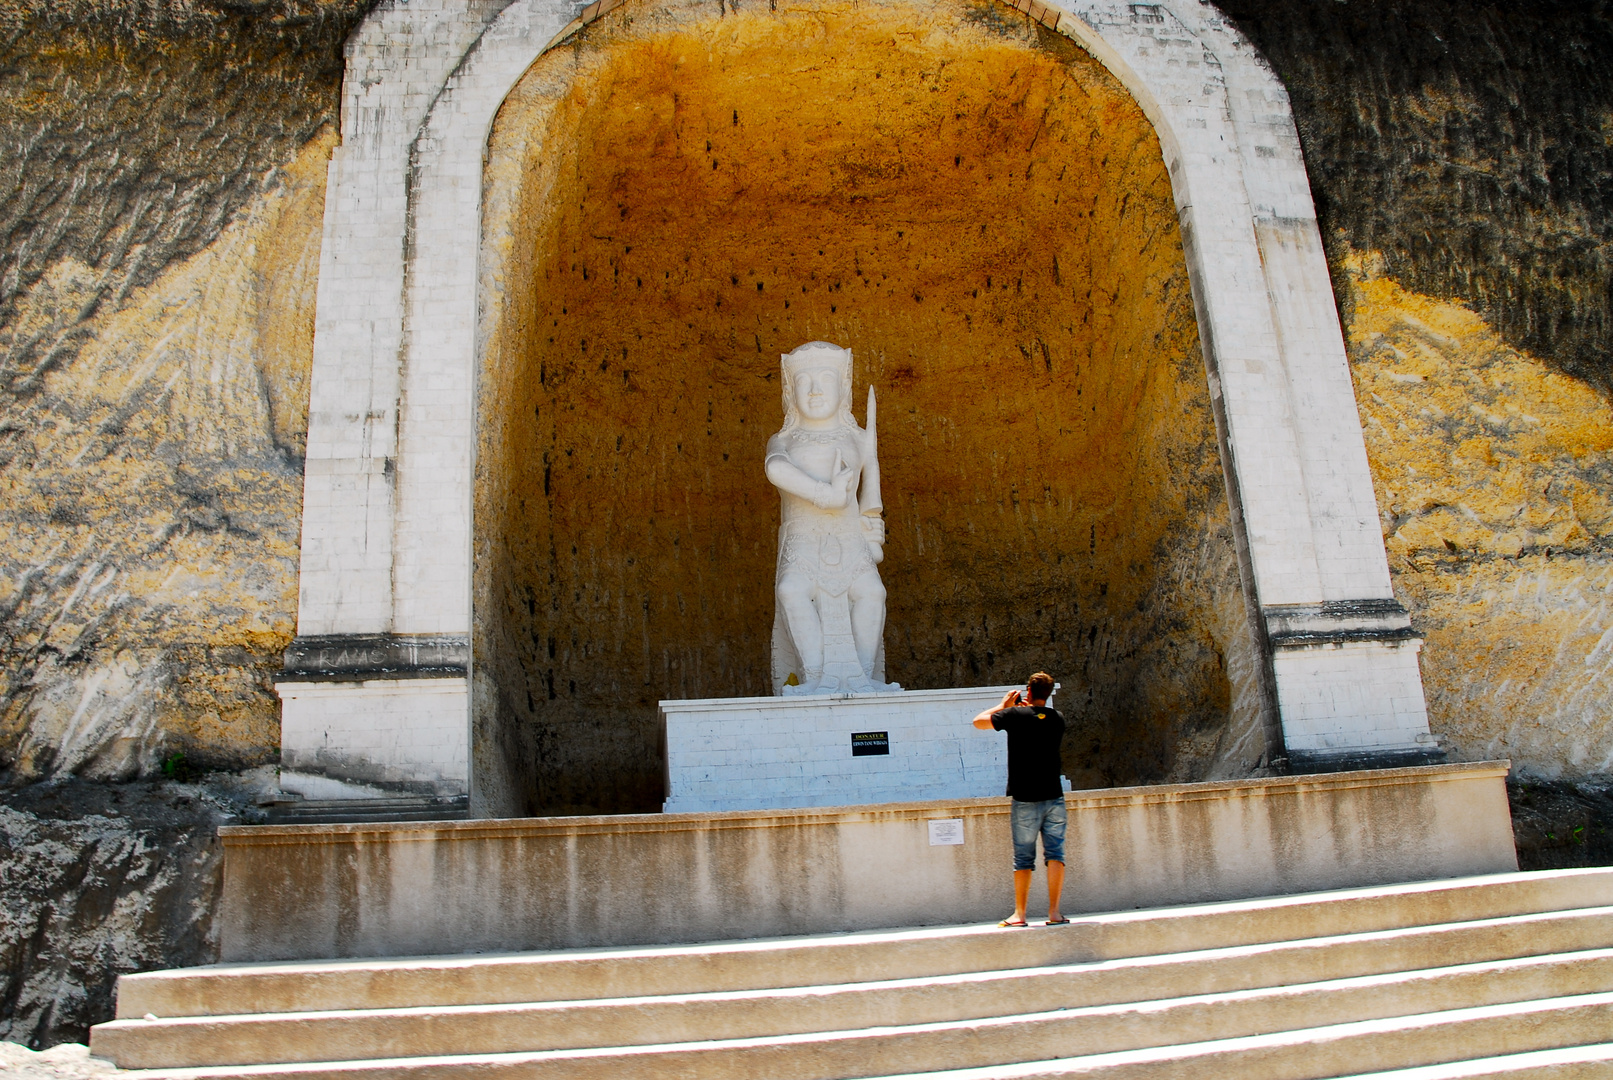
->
[767,342,900,696]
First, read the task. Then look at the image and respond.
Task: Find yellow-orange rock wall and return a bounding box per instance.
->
[0,3,364,783]
[30,0,1611,802]
[0,131,332,779]
[1347,251,1613,775]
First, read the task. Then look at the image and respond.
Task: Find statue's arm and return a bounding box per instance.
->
[765,454,821,501]
[766,440,851,509]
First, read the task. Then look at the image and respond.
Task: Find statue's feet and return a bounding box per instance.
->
[779,673,902,696]
[782,672,825,696]
[848,679,902,695]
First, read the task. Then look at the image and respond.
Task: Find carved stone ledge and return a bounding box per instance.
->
[1286,745,1448,774]
[277,634,470,682]
[1263,599,1419,648]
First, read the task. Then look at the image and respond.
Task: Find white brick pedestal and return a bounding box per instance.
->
[662,687,1021,813]
[273,635,470,795]
[277,678,469,794]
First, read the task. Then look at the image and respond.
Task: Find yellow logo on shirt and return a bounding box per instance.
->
[1037,712,1046,719]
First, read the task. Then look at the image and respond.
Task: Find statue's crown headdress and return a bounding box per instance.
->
[782,341,852,376]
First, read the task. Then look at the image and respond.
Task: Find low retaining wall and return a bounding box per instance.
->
[218,762,1516,961]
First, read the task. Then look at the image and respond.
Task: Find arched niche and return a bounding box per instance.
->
[471,0,1261,814]
[276,0,1434,813]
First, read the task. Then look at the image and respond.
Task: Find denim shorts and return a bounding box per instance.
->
[1010,797,1067,870]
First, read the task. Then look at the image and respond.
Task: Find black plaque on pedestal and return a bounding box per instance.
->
[851,731,890,756]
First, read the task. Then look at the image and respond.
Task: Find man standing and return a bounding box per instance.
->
[973,672,1068,927]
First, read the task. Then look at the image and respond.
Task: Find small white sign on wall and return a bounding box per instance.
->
[928,818,965,846]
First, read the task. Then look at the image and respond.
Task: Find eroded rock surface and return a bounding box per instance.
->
[1225,0,1613,778]
[1222,0,1613,393]
[0,1,369,783]
[1346,254,1613,773]
[0,776,262,1048]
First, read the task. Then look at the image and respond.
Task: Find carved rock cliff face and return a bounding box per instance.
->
[1221,0,1613,394]
[1,0,1607,795]
[0,4,363,1047]
[0,776,256,1048]
[0,2,367,783]
[1344,254,1613,774]
[1222,0,1613,776]
[4,0,1613,1050]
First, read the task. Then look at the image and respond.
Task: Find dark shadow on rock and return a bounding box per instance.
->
[1509,775,1613,870]
[0,776,262,1048]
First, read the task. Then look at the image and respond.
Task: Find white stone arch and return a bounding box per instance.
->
[276,0,1434,807]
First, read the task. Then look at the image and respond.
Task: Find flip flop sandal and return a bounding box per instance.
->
[998,918,1029,928]
[1045,917,1071,925]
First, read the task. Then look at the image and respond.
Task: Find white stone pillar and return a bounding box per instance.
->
[280,0,507,794]
[1061,0,1436,768]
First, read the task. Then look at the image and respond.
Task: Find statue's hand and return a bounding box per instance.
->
[862,512,886,564]
[814,455,856,509]
[861,513,885,546]
[813,475,851,510]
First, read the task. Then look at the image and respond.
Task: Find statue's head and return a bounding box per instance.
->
[781,341,855,430]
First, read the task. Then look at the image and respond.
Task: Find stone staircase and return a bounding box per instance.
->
[91,868,1613,1079]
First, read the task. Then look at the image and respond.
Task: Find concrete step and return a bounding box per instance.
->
[884,1044,1613,1079]
[91,923,1613,1068]
[112,992,1613,1080]
[94,869,1613,1080]
[1335,1045,1613,1078]
[848,1001,1613,1080]
[112,868,1613,1019]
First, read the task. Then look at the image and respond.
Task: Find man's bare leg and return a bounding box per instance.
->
[1007,868,1033,924]
[1046,860,1065,923]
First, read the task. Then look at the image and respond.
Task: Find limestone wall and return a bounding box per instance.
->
[0,1,368,783]
[0,5,371,1047]
[1222,0,1613,777]
[3,0,1605,795]
[1345,255,1613,775]
[1221,0,1613,396]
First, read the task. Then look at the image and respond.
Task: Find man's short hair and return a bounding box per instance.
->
[1027,672,1054,701]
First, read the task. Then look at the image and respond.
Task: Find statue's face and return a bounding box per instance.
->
[794,365,842,421]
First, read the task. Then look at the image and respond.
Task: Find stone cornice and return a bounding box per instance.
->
[278,634,470,682]
[1263,599,1420,648]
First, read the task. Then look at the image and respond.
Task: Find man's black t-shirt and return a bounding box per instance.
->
[991,704,1066,802]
